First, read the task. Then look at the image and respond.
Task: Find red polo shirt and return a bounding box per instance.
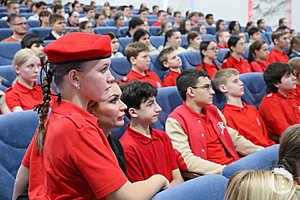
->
[250,60,270,72]
[259,92,300,136]
[222,55,253,74]
[200,111,237,165]
[5,81,56,111]
[42,100,127,199]
[120,125,178,183]
[196,62,219,79]
[217,44,228,49]
[163,70,181,87]
[22,131,46,199]
[120,69,162,88]
[152,22,162,27]
[266,48,289,64]
[222,102,275,147]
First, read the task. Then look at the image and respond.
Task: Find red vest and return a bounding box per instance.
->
[168,103,239,160]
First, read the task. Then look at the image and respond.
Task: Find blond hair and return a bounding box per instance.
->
[224,170,296,200]
[211,68,239,92]
[13,48,37,68]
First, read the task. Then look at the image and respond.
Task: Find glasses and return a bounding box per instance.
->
[191,84,213,90]
[13,22,26,26]
[207,47,218,51]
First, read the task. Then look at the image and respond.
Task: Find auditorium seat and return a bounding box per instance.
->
[241,47,249,60]
[110,57,131,82]
[0,110,39,200]
[27,20,40,28]
[152,86,182,131]
[179,51,201,70]
[118,37,132,54]
[27,27,51,38]
[201,34,217,42]
[149,54,169,81]
[206,26,216,35]
[181,35,188,48]
[240,72,266,108]
[148,19,157,26]
[94,26,118,35]
[0,19,8,28]
[222,144,279,178]
[0,42,21,65]
[149,26,161,36]
[119,26,129,37]
[0,65,16,88]
[152,174,228,200]
[216,48,230,66]
[150,36,164,49]
[0,28,13,41]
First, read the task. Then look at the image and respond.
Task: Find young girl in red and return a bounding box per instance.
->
[196,40,220,78]
[222,35,253,74]
[5,49,50,112]
[248,40,270,72]
[13,32,168,200]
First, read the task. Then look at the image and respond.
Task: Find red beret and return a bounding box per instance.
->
[44,32,112,64]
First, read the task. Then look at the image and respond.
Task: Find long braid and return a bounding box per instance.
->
[35,63,55,153]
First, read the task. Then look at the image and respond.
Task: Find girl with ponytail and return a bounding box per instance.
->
[222,35,253,74]
[196,40,220,78]
[248,40,269,72]
[12,32,169,200]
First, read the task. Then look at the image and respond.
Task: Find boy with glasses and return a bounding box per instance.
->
[166,69,263,178]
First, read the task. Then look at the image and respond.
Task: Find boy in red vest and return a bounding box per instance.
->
[158,47,183,87]
[166,69,263,178]
[259,62,299,141]
[120,81,184,186]
[120,42,162,88]
[266,30,290,64]
[212,68,275,147]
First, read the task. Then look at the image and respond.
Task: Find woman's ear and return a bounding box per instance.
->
[67,69,80,89]
[14,65,20,75]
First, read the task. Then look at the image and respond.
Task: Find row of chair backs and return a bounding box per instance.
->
[0,19,41,29]
[0,110,38,200]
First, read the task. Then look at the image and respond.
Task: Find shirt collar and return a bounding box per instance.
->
[225,101,248,111]
[51,31,63,39]
[52,99,99,126]
[126,124,159,145]
[131,69,150,78]
[14,81,39,94]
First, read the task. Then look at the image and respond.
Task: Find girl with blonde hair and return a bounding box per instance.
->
[224,169,297,200]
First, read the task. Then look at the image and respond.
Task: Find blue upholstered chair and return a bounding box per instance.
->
[152,86,182,131]
[0,65,16,88]
[152,174,228,200]
[240,72,266,108]
[27,20,40,28]
[27,27,51,38]
[110,57,131,82]
[149,54,169,81]
[118,37,132,54]
[0,110,39,200]
[178,51,201,70]
[241,47,249,60]
[0,28,13,41]
[216,48,230,66]
[0,19,9,28]
[150,36,164,49]
[222,144,279,178]
[206,26,216,35]
[0,42,21,65]
[149,26,161,36]
[201,34,217,42]
[94,26,118,35]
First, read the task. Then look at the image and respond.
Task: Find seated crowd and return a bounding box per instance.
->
[0,1,299,200]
